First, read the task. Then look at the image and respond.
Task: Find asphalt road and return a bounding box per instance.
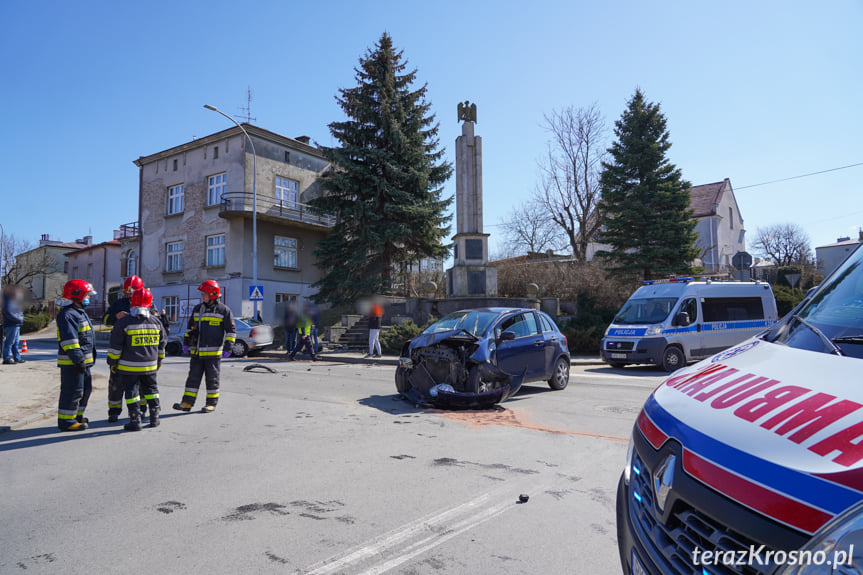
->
[0,354,666,574]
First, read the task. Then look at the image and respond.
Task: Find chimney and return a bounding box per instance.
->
[83,235,93,245]
[838,236,851,243]
[39,233,52,246]
[295,135,311,145]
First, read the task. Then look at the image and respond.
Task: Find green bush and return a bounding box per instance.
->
[381,319,433,354]
[22,312,51,334]
[557,292,618,355]
[772,285,806,318]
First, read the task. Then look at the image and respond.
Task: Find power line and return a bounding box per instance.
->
[736,161,863,190]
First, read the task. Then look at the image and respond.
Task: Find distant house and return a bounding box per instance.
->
[816,235,862,277]
[585,178,746,276]
[15,235,91,304]
[66,239,122,313]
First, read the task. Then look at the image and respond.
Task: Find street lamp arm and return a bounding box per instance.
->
[202,105,256,156]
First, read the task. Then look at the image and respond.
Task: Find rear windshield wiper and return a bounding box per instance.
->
[832,335,863,345]
[792,315,844,356]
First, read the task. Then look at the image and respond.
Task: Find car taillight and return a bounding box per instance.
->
[250,328,257,338]
[563,334,568,349]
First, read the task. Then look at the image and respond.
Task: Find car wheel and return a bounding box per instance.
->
[547,356,570,390]
[395,366,411,394]
[231,339,249,358]
[661,346,685,372]
[165,341,181,356]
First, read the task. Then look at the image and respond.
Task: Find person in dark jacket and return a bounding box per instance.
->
[287,310,316,361]
[365,301,383,358]
[2,285,25,364]
[159,308,171,333]
[106,288,166,430]
[173,280,236,413]
[283,303,299,357]
[56,280,97,431]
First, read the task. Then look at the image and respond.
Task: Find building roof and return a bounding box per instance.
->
[66,240,121,256]
[133,123,326,167]
[816,238,861,249]
[689,179,730,218]
[18,241,89,257]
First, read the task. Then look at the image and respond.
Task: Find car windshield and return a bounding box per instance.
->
[766,244,863,359]
[422,311,500,337]
[613,297,679,325]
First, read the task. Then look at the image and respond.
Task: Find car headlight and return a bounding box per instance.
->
[623,433,636,486]
[645,326,662,336]
[777,500,863,574]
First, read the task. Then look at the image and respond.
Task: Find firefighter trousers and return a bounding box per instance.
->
[58,365,92,430]
[180,355,221,407]
[120,373,160,420]
[108,371,147,417]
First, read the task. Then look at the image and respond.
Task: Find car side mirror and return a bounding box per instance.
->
[674,312,690,326]
[499,330,516,342]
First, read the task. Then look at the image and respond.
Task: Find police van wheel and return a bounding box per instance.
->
[661,346,685,372]
[231,340,249,358]
[395,366,411,395]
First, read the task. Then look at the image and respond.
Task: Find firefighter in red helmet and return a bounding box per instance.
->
[104,275,155,422]
[106,288,166,430]
[173,280,236,413]
[56,280,97,431]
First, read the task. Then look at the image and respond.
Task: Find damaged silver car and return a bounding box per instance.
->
[395,308,571,408]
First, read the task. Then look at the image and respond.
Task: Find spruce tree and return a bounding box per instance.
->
[309,33,453,305]
[596,89,698,280]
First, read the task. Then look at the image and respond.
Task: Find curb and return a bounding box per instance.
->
[0,408,56,433]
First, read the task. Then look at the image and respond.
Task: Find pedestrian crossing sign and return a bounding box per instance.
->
[249,285,264,301]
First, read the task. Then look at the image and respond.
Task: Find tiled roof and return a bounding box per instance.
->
[66,240,121,255]
[688,179,730,218]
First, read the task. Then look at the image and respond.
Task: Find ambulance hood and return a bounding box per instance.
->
[642,338,863,534]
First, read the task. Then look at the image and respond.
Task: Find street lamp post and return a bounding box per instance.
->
[203,104,258,319]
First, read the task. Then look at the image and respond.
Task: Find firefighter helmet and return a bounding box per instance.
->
[130,288,153,308]
[63,280,96,304]
[123,275,143,294]
[198,280,221,298]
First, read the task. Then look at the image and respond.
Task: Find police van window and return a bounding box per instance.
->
[701,297,764,322]
[539,313,555,332]
[679,298,698,323]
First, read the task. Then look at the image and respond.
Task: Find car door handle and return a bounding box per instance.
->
[534,340,545,346]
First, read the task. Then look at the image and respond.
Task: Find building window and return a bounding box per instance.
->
[213,146,219,159]
[729,207,734,229]
[206,234,225,267]
[274,236,298,269]
[126,250,137,277]
[173,158,178,171]
[162,296,179,322]
[275,293,297,304]
[207,173,227,206]
[64,261,69,273]
[72,265,79,277]
[167,184,185,215]
[86,262,93,280]
[166,241,183,272]
[275,176,299,209]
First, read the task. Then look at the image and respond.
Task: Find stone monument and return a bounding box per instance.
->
[446,101,497,297]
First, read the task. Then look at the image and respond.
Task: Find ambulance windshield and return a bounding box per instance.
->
[768,244,863,359]
[613,297,678,325]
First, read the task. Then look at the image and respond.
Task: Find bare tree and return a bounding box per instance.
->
[0,234,56,289]
[533,104,607,261]
[753,223,812,267]
[500,200,567,257]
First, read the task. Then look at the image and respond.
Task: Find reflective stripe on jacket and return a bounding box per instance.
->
[57,305,95,367]
[183,301,236,356]
[106,312,167,373]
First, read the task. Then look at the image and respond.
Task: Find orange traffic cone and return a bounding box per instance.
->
[20,340,28,353]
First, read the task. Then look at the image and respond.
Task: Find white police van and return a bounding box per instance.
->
[601,279,778,371]
[617,243,863,574]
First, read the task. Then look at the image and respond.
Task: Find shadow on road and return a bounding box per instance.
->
[582,365,668,378]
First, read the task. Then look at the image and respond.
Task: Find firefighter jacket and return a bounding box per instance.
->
[57,304,95,368]
[106,309,167,374]
[104,296,159,327]
[184,301,236,357]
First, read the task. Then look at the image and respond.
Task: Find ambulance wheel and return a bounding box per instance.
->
[661,346,685,372]
[231,340,249,358]
[395,366,411,395]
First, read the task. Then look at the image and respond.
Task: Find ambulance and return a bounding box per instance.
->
[617,243,863,574]
[601,279,778,372]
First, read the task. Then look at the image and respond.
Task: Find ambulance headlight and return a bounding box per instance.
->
[645,326,662,336]
[777,500,863,574]
[623,433,636,486]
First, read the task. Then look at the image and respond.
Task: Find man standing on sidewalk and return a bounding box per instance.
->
[173,280,236,413]
[56,280,97,431]
[365,301,383,359]
[2,285,25,365]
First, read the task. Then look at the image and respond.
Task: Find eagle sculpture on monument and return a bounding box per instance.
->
[457,100,477,123]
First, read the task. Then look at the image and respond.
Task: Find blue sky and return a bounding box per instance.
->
[1,0,861,257]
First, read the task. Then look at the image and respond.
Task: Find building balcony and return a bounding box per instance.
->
[114,222,140,239]
[219,192,336,230]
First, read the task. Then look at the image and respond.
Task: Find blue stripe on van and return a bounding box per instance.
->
[607,328,647,337]
[701,319,773,332]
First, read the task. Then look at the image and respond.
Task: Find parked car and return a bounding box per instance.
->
[395,308,570,408]
[165,317,274,357]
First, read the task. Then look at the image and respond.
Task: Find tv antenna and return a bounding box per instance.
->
[238,87,256,124]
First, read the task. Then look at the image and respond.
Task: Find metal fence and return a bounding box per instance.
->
[220,192,337,228]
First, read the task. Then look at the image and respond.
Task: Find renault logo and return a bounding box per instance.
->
[653,454,676,512]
